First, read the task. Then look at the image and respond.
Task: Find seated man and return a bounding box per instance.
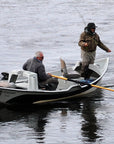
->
[22,51,58,90]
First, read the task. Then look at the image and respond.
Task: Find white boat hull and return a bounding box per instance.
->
[0,57,109,105]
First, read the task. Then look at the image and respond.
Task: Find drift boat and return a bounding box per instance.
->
[0,57,109,106]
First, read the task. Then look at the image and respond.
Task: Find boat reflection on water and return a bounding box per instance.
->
[0,89,103,143]
[81,94,102,142]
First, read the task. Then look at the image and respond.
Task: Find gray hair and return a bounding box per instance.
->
[35,51,43,58]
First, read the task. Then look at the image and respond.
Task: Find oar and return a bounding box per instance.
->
[51,74,114,92]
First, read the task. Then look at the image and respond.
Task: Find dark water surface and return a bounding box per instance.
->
[0,0,114,143]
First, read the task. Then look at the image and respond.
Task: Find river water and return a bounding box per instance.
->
[0,0,114,144]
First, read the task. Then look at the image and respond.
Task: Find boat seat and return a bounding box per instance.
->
[0,73,18,88]
[9,74,18,83]
[60,59,80,79]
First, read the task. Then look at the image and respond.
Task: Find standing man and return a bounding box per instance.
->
[23,51,58,90]
[78,22,111,78]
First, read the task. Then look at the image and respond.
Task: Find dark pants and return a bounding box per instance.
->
[39,78,58,90]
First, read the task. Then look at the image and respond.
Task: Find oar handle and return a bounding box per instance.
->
[51,74,67,80]
[51,74,89,85]
[51,74,114,92]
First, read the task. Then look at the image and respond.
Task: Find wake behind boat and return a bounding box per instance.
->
[0,57,109,106]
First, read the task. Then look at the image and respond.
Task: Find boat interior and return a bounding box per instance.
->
[53,59,100,90]
[0,59,100,91]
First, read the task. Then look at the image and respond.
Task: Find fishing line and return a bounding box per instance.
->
[76,8,86,26]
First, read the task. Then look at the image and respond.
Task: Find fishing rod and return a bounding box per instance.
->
[76,8,86,26]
